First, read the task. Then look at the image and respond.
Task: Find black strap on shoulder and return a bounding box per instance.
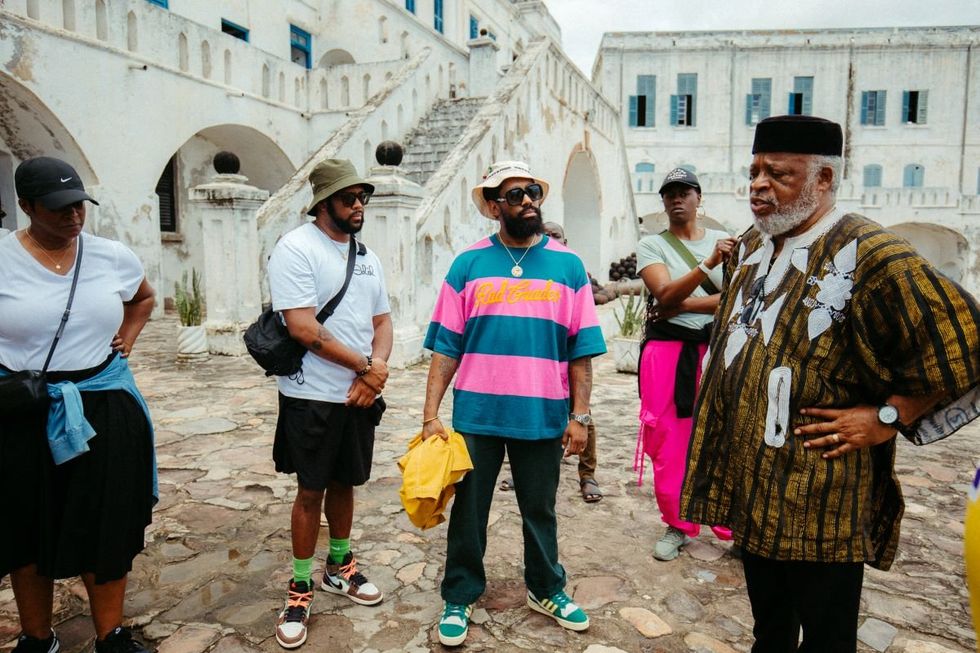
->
[315,237,358,324]
[658,229,720,295]
[41,235,84,372]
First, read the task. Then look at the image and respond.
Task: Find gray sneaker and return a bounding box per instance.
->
[653,526,691,561]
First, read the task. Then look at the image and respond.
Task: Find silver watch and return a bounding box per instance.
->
[569,413,593,426]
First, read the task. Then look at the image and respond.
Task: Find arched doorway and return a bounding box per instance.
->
[890,222,968,283]
[156,124,295,305]
[319,49,355,68]
[562,148,602,276]
[0,72,96,232]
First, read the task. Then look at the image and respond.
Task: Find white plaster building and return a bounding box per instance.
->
[593,27,980,292]
[0,0,637,363]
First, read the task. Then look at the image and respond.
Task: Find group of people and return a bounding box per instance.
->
[1,113,978,653]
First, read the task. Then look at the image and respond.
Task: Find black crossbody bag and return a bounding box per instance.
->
[244,237,360,378]
[0,235,84,416]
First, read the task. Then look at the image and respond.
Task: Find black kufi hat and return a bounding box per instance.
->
[752,115,843,156]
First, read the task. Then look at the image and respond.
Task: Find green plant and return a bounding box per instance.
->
[174,269,203,326]
[614,290,645,338]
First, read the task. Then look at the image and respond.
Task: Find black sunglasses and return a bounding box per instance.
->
[494,183,544,207]
[335,191,372,208]
[740,276,767,326]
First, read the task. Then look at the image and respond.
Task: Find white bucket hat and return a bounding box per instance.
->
[471,160,550,219]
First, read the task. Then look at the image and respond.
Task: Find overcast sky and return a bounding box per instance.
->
[543,0,980,75]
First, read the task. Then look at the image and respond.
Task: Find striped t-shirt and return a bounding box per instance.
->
[424,234,607,439]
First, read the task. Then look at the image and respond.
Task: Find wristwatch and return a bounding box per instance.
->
[569,413,593,426]
[877,403,901,427]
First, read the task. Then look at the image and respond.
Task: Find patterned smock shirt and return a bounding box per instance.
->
[681,209,980,570]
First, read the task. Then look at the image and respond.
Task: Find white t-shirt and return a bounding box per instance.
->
[0,231,144,371]
[268,222,391,402]
[636,227,729,330]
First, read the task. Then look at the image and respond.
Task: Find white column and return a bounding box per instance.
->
[467,36,500,98]
[189,172,269,355]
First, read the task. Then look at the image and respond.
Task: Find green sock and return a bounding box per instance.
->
[328,537,351,564]
[292,556,314,585]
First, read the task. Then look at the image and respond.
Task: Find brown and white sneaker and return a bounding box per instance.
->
[275,580,313,649]
[321,552,383,606]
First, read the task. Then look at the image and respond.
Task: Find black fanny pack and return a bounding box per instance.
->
[244,237,360,377]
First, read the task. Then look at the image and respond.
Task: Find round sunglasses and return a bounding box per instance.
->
[494,183,544,207]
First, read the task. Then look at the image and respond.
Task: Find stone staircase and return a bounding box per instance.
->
[401,97,485,186]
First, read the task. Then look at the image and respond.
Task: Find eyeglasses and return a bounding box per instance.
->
[740,276,767,326]
[494,183,544,207]
[336,191,372,208]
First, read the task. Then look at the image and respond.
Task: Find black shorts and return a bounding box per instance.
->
[273,393,385,490]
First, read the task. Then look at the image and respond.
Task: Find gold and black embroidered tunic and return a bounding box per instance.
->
[681,211,980,570]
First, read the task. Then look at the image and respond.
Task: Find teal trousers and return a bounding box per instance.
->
[441,434,566,605]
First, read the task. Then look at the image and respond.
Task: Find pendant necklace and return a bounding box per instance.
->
[24,229,74,271]
[500,235,537,278]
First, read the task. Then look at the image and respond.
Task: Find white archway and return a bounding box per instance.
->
[319,49,355,68]
[890,222,969,282]
[562,147,602,276]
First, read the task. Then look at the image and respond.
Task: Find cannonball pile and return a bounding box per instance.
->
[608,253,638,282]
[591,275,619,305]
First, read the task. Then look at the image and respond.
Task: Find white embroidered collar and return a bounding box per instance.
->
[754,206,845,294]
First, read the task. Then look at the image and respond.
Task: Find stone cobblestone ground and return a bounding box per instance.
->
[1,315,977,653]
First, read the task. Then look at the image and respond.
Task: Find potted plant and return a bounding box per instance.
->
[612,290,645,374]
[174,269,208,361]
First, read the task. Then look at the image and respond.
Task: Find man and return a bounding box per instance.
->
[267,159,392,649]
[680,115,980,651]
[422,161,606,647]
[636,169,735,561]
[499,220,604,503]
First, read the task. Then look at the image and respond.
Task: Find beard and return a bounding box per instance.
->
[752,174,819,237]
[327,203,363,235]
[501,206,544,240]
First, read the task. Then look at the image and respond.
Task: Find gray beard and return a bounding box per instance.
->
[753,177,819,237]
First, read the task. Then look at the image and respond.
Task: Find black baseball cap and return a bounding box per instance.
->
[659,167,701,195]
[15,156,99,211]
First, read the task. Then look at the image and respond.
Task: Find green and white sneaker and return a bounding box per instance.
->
[526,590,590,631]
[437,602,473,646]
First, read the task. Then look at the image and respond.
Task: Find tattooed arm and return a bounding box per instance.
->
[563,357,594,456]
[421,352,460,441]
[280,307,387,391]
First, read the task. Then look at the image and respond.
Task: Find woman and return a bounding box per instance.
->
[0,157,156,653]
[635,168,736,562]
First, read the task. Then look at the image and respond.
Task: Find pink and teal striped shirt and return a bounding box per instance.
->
[424,234,606,439]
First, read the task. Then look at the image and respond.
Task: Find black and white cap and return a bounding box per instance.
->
[15,156,99,210]
[658,167,701,195]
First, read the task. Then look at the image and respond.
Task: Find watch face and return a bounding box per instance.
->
[878,404,899,425]
[572,414,592,426]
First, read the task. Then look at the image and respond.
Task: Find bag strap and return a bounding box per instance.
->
[314,237,358,324]
[41,234,84,373]
[658,230,720,295]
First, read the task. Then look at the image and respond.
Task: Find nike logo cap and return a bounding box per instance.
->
[14,156,99,211]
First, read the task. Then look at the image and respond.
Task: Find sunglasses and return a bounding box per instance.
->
[740,276,767,326]
[335,191,372,208]
[494,183,544,207]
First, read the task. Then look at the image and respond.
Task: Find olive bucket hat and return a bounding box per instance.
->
[305,159,375,216]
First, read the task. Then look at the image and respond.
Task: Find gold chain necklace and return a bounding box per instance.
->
[499,234,538,278]
[24,229,75,271]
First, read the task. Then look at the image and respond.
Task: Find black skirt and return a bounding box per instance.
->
[0,365,154,583]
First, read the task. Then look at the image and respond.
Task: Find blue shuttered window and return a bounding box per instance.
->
[146,0,168,7]
[788,76,813,115]
[221,19,249,42]
[671,73,697,126]
[860,90,886,126]
[469,15,479,39]
[434,0,444,33]
[863,164,883,187]
[634,163,655,193]
[903,164,924,188]
[405,0,415,13]
[902,90,928,124]
[628,75,655,127]
[745,78,771,125]
[290,25,312,69]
